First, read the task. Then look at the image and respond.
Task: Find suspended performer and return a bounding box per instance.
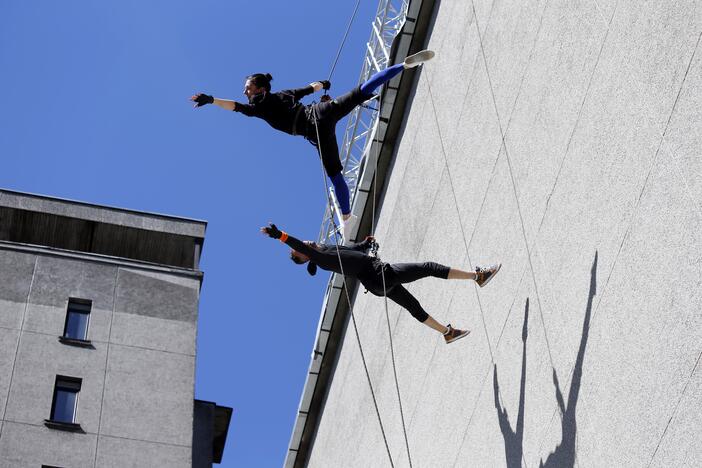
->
[260,223,501,344]
[191,50,436,230]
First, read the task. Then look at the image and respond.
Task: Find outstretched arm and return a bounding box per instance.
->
[212,97,236,111]
[260,223,319,259]
[285,81,331,100]
[552,368,566,415]
[190,93,250,113]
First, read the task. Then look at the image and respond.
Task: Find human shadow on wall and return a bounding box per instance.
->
[539,251,598,468]
[493,298,529,468]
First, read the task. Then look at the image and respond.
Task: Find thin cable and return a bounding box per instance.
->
[327,0,363,81]
[417,46,513,468]
[311,107,395,468]
[422,71,495,363]
[322,14,416,458]
[380,268,413,468]
[370,83,414,468]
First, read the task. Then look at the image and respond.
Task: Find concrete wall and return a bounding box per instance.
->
[307,0,701,467]
[0,248,200,467]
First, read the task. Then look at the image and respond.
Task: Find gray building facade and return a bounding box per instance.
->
[0,189,230,467]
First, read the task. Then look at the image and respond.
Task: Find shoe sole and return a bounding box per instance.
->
[404,50,435,68]
[478,263,502,288]
[446,329,471,344]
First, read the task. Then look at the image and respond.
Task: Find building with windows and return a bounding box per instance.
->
[0,189,231,467]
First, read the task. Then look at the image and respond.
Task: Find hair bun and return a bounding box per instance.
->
[265,73,273,82]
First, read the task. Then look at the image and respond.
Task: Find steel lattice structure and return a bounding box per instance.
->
[317,0,410,244]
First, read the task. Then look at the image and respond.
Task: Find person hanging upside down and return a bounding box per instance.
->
[260,223,501,344]
[191,50,436,229]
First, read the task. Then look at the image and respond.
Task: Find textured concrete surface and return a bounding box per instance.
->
[0,421,98,467]
[307,1,702,467]
[100,344,195,446]
[95,435,192,468]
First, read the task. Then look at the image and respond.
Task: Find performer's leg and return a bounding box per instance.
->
[315,50,435,125]
[390,261,501,286]
[386,285,444,331]
[390,262,451,284]
[359,50,435,95]
[359,63,405,96]
[316,129,351,216]
[329,172,351,216]
[322,63,404,121]
[448,268,477,280]
[315,65,404,124]
[386,285,470,343]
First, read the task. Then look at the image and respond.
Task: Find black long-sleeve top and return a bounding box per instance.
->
[234,86,314,136]
[283,235,388,292]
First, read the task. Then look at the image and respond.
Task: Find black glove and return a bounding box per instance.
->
[320,80,331,91]
[193,93,214,107]
[307,263,318,276]
[263,223,282,239]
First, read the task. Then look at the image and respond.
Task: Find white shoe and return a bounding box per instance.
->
[403,50,435,69]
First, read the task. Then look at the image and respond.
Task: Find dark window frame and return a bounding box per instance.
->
[59,298,93,348]
[45,375,84,433]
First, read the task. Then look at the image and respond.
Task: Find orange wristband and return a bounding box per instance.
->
[279,232,289,243]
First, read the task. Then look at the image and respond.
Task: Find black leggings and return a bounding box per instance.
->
[309,86,370,176]
[383,262,450,323]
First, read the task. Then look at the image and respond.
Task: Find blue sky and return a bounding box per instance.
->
[1,1,378,465]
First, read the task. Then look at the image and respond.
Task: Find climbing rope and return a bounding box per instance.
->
[311,106,396,468]
[310,68,414,466]
[369,84,414,468]
[327,0,363,81]
[311,2,414,464]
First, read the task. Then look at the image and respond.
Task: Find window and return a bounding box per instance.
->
[45,375,83,431]
[49,376,81,425]
[63,298,91,341]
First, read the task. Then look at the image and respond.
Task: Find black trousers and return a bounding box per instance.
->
[307,86,371,176]
[371,262,451,323]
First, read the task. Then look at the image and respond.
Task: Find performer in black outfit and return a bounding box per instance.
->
[261,223,501,344]
[190,50,435,231]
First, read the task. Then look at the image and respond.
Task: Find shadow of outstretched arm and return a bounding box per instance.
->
[517,300,529,441]
[493,299,529,468]
[540,251,598,468]
[552,368,565,416]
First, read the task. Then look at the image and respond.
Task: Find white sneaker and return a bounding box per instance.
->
[403,50,435,69]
